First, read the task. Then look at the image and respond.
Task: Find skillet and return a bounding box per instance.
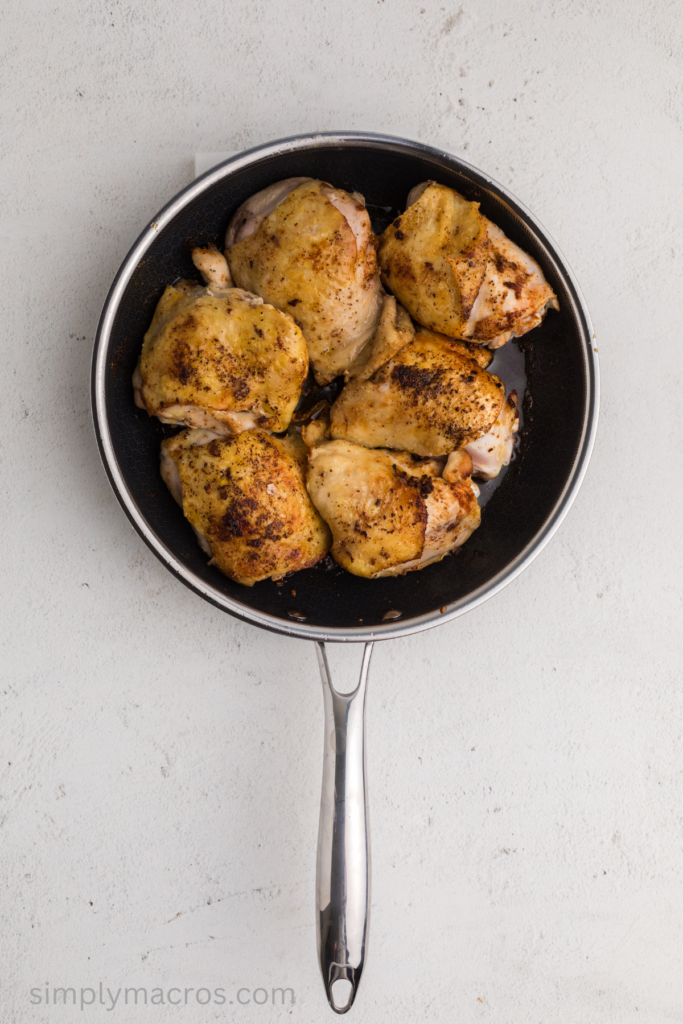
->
[91,131,599,1012]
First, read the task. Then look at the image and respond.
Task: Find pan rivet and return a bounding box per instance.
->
[382,609,402,621]
[288,609,307,620]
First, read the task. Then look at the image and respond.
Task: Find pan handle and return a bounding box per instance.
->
[315,641,374,1014]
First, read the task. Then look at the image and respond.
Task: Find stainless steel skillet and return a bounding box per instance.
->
[91,131,599,1013]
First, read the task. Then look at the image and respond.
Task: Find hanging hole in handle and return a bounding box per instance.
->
[326,964,359,1014]
[330,978,354,1013]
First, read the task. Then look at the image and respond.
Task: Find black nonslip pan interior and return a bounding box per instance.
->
[92,132,598,642]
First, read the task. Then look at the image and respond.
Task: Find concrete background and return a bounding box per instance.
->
[2,0,682,1020]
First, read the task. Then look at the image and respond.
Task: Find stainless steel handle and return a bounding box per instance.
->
[315,641,374,1014]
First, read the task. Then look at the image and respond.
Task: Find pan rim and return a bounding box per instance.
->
[91,130,599,643]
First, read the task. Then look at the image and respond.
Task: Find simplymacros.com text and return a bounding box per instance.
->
[30,985,295,1009]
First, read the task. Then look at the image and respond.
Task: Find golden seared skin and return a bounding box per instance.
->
[160,428,331,586]
[226,180,383,384]
[306,441,481,578]
[330,330,506,457]
[378,182,558,348]
[133,249,308,434]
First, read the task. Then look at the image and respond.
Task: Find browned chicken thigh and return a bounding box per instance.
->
[378,182,558,348]
[306,441,480,578]
[329,329,506,457]
[225,179,383,383]
[134,249,308,434]
[160,428,331,586]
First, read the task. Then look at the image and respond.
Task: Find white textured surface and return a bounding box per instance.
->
[2,1,682,1020]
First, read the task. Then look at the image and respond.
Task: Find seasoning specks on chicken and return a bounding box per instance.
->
[225,179,383,384]
[463,390,520,480]
[133,248,308,435]
[306,440,481,578]
[378,181,558,348]
[160,428,331,586]
[330,329,506,457]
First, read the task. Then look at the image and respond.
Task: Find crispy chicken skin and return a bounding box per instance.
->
[329,330,506,457]
[160,428,331,586]
[378,182,558,348]
[225,179,383,384]
[306,440,480,578]
[133,249,308,435]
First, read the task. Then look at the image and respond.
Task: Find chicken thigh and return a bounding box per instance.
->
[225,179,383,383]
[330,329,506,457]
[306,440,480,578]
[160,428,331,586]
[134,248,308,434]
[378,182,558,348]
